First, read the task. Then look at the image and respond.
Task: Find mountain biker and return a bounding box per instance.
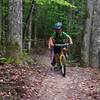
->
[48,22,73,66]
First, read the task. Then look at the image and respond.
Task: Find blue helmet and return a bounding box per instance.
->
[54,22,63,30]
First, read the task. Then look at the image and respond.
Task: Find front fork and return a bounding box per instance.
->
[51,47,68,66]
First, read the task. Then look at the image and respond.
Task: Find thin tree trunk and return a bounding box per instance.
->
[1,0,5,47]
[28,15,32,52]
[23,0,35,51]
[67,0,75,32]
[28,2,35,52]
[0,0,2,46]
[34,22,38,46]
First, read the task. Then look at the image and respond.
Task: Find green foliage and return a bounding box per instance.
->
[5,57,14,64]
[0,51,36,65]
[23,0,32,23]
[0,57,7,63]
[0,57,14,64]
[0,56,22,64]
[1,0,87,63]
[37,0,76,8]
[51,0,76,8]
[33,0,86,61]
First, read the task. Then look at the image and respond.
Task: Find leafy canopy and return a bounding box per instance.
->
[36,0,76,8]
[51,0,76,8]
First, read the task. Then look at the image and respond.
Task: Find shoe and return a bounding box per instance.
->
[51,62,55,66]
[54,63,58,71]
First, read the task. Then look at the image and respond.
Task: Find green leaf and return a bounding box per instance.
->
[36,0,77,8]
[51,0,77,8]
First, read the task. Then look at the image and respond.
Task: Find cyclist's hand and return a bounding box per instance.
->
[48,45,51,49]
[69,43,73,48]
[48,43,54,49]
[51,43,54,47]
[48,37,55,48]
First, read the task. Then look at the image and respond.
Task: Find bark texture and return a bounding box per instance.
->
[7,0,23,60]
[0,0,2,45]
[82,0,100,68]
[28,1,35,52]
[81,0,94,66]
[89,0,100,68]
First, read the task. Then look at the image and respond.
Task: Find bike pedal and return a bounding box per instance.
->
[58,66,62,70]
[54,67,58,71]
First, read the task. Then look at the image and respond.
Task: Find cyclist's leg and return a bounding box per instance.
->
[51,47,55,66]
[54,53,59,65]
[51,46,58,66]
[62,47,68,59]
[55,46,61,63]
[53,52,60,71]
[51,46,61,68]
[51,46,59,66]
[54,47,62,70]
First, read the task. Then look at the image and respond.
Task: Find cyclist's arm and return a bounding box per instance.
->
[48,37,55,48]
[48,32,56,48]
[66,34,73,45]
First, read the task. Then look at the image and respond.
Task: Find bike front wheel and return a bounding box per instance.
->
[60,55,66,77]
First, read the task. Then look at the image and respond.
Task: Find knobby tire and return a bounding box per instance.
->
[60,55,66,77]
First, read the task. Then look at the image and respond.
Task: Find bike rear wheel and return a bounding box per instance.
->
[60,55,66,77]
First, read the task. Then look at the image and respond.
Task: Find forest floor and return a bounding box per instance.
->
[0,48,100,100]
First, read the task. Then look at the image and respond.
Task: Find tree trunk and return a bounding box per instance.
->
[7,0,23,61]
[28,14,32,52]
[34,22,38,46]
[0,0,2,46]
[67,0,75,32]
[89,0,100,68]
[28,2,35,52]
[81,0,94,66]
[82,0,100,68]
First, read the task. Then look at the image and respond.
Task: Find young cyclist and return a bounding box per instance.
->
[48,22,73,66]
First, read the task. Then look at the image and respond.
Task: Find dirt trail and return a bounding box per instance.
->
[38,67,100,100]
[0,49,99,100]
[33,49,100,100]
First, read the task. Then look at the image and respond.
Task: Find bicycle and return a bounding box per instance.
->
[54,43,70,77]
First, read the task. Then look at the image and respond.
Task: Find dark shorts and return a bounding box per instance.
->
[54,46,62,54]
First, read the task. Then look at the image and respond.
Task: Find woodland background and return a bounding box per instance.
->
[0,0,100,99]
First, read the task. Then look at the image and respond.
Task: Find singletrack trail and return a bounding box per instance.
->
[32,49,100,100]
[38,67,100,100]
[0,49,99,100]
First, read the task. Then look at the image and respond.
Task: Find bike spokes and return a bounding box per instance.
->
[60,55,66,77]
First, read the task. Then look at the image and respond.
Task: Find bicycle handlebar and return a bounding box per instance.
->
[54,43,70,47]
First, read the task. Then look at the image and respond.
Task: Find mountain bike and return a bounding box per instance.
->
[54,43,70,77]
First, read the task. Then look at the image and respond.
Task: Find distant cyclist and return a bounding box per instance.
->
[48,22,73,66]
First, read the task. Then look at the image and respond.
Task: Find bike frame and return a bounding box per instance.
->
[59,49,66,65]
[54,43,69,77]
[55,43,69,61]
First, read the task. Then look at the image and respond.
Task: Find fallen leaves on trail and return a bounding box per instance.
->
[0,64,47,99]
[0,64,25,99]
[0,62,100,100]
